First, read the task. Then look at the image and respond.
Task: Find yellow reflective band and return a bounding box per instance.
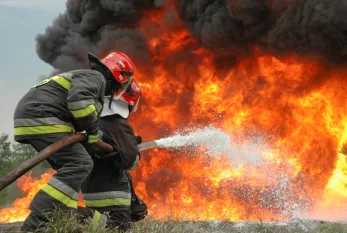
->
[84,198,131,208]
[33,79,51,88]
[41,184,78,208]
[51,76,71,90]
[32,76,71,90]
[88,134,99,144]
[70,104,97,118]
[14,124,75,136]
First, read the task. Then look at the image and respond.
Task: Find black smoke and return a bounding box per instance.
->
[266,0,347,61]
[36,0,156,72]
[178,0,270,56]
[36,0,347,73]
[178,0,347,62]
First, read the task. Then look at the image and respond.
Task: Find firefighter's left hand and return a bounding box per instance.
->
[135,135,142,144]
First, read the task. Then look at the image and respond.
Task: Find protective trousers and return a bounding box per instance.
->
[81,159,133,231]
[21,135,94,231]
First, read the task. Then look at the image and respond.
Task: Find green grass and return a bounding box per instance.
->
[1,211,346,233]
[131,219,347,233]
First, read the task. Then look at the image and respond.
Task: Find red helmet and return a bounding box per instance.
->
[101,52,135,84]
[114,79,142,113]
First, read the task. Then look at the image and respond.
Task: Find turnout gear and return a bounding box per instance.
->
[87,130,102,144]
[21,135,94,231]
[15,51,138,232]
[81,160,133,232]
[14,69,105,231]
[81,81,146,231]
[14,70,105,142]
[81,116,145,231]
[89,115,140,170]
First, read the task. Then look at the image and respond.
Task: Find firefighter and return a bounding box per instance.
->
[14,51,136,232]
[81,79,148,232]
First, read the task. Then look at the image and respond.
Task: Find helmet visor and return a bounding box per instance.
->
[114,76,133,101]
[119,70,133,83]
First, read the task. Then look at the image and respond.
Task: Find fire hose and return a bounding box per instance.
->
[0,134,158,192]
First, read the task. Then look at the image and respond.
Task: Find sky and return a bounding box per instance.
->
[0,0,66,138]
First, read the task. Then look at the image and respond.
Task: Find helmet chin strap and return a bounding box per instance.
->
[108,89,116,110]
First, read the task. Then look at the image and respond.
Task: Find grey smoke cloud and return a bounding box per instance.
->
[178,0,347,61]
[36,0,347,73]
[266,0,347,61]
[178,0,269,56]
[36,0,154,72]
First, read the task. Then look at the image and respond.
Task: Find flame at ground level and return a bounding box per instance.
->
[0,170,86,223]
[0,171,55,223]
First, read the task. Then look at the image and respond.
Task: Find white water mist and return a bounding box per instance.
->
[155,126,268,164]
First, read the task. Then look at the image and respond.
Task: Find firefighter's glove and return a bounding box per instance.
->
[135,135,142,145]
[86,130,102,144]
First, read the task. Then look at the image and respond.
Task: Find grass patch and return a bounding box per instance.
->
[1,211,346,233]
[131,219,347,233]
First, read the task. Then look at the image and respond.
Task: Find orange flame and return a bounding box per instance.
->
[1,3,347,224]
[0,170,55,223]
[129,4,347,221]
[0,170,86,223]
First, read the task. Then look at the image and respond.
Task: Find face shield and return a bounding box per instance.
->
[113,70,133,101]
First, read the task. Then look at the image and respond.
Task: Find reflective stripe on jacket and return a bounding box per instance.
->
[14,117,75,136]
[14,69,105,141]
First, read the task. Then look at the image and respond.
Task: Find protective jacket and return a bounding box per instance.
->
[82,114,140,208]
[97,114,140,170]
[17,69,106,232]
[81,114,145,230]
[14,69,105,142]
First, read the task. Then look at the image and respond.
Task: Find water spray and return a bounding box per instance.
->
[138,126,232,154]
[139,126,267,164]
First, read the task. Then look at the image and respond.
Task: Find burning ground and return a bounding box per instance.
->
[1,0,347,223]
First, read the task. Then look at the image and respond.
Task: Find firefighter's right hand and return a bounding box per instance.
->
[86,130,102,144]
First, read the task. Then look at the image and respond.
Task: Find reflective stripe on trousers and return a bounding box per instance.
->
[83,191,132,208]
[41,177,79,209]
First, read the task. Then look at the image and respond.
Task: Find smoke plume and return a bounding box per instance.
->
[36,0,156,72]
[178,0,347,61]
[36,0,347,72]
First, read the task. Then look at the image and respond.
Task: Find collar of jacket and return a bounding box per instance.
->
[101,97,129,119]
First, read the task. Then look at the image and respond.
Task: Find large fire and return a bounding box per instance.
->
[1,1,347,224]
